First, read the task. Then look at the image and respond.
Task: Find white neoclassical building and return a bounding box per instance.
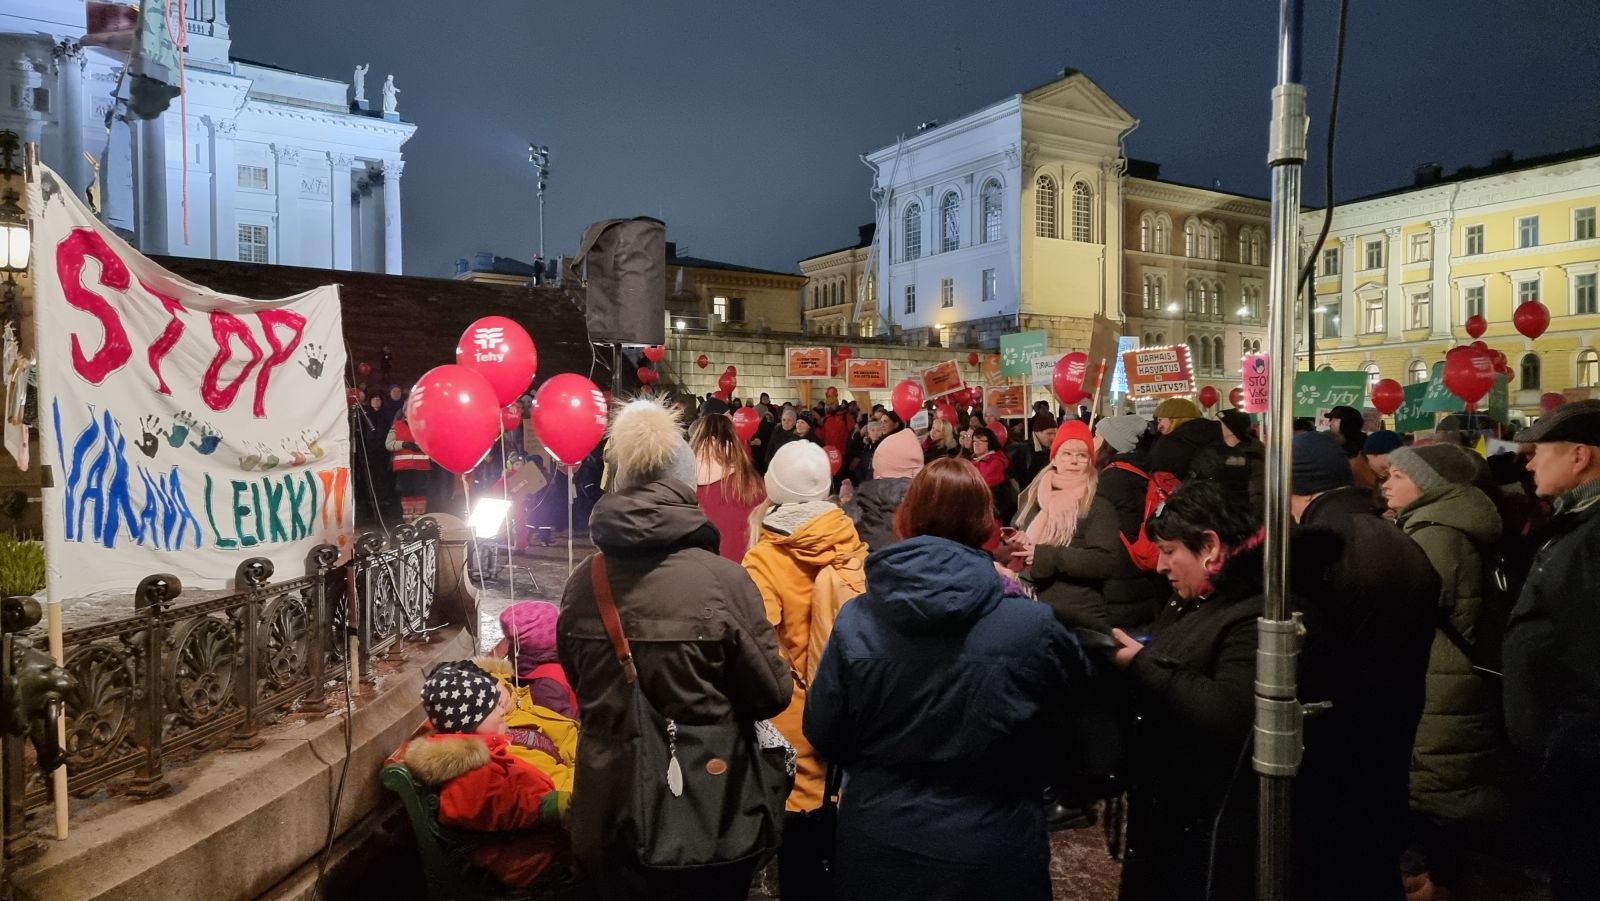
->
[0,0,416,272]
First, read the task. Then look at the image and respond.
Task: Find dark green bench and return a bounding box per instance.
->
[380,763,589,901]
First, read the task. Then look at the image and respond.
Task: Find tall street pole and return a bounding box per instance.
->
[529,143,549,264]
[1258,0,1309,898]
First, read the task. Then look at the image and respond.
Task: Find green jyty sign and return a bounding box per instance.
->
[1292,370,1368,418]
[999,330,1049,377]
[1395,382,1434,434]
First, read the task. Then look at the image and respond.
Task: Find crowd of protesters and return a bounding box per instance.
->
[393,379,1600,901]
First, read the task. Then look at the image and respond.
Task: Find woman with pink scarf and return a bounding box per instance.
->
[1008,421,1123,635]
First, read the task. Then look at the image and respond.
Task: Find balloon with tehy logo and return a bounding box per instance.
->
[501,403,522,432]
[456,316,538,407]
[732,407,760,443]
[1442,346,1497,410]
[531,374,608,466]
[891,379,925,422]
[406,365,502,473]
[824,446,843,477]
[1053,352,1089,406]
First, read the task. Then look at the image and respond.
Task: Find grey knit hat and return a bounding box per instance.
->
[1388,444,1480,493]
[1095,414,1149,454]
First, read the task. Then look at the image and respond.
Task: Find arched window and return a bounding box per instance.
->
[1144,332,1154,346]
[1070,181,1093,242]
[1154,217,1170,254]
[1153,277,1165,310]
[981,180,1002,243]
[1212,336,1225,374]
[1035,175,1058,239]
[1189,336,1203,371]
[940,191,961,253]
[1250,231,1263,265]
[1211,224,1225,260]
[1363,362,1381,389]
[1577,350,1598,388]
[1319,364,1335,373]
[1521,353,1542,390]
[1139,214,1152,252]
[1154,332,1165,345]
[1186,280,1198,314]
[902,202,922,261]
[1143,275,1156,310]
[1408,360,1429,384]
[1238,231,1249,263]
[1184,221,1198,257]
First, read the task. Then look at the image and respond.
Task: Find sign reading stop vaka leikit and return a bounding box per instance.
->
[844,358,889,390]
[985,386,1027,418]
[920,360,965,399]
[785,347,831,379]
[1121,345,1195,399]
[1241,353,1270,414]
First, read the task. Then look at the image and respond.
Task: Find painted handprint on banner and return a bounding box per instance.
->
[284,441,308,467]
[136,415,162,459]
[300,343,326,380]
[189,421,222,455]
[302,430,326,460]
[166,411,194,448]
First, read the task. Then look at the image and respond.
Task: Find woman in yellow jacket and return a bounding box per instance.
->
[743,440,867,898]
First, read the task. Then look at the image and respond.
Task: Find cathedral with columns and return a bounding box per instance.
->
[0,0,416,273]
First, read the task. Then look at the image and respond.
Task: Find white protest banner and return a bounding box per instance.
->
[30,163,352,597]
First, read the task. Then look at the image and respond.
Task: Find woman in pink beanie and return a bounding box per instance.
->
[493,601,577,718]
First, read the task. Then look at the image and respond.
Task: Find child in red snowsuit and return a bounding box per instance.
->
[400,660,571,888]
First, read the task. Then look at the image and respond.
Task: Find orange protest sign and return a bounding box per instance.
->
[844,358,889,390]
[1121,345,1195,398]
[785,346,832,380]
[985,386,1027,418]
[920,360,965,399]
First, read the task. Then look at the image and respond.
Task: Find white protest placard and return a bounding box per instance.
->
[30,163,353,596]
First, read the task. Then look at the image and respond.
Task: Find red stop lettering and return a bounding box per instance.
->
[201,312,263,412]
[143,281,188,396]
[56,228,133,384]
[253,309,307,418]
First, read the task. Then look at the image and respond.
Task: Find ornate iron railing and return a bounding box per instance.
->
[3,519,441,848]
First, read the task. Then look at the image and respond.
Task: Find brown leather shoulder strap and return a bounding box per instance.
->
[589,553,639,684]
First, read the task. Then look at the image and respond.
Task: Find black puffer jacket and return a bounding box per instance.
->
[557,480,792,897]
[842,476,912,552]
[1150,418,1225,482]
[1098,451,1170,633]
[1027,494,1122,635]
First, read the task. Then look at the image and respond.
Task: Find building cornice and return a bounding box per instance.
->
[1124,179,1270,216]
[865,97,1022,164]
[242,99,417,140]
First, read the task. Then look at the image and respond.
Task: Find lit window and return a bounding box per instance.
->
[1408,360,1429,384]
[1238,231,1249,264]
[1186,281,1197,314]
[1517,216,1540,249]
[1576,207,1597,241]
[1579,350,1600,388]
[904,284,916,315]
[1463,285,1485,319]
[238,224,269,263]
[1070,182,1092,242]
[1140,216,1152,252]
[1576,273,1598,315]
[1409,233,1431,263]
[1521,353,1542,391]
[1365,240,1383,270]
[1363,363,1381,390]
[1035,175,1058,239]
[902,203,922,261]
[982,268,997,303]
[860,318,876,338]
[1143,276,1156,310]
[1363,296,1385,334]
[1154,218,1169,254]
[1250,231,1263,266]
[981,180,1003,244]
[1464,225,1485,255]
[1322,247,1340,276]
[1517,279,1540,306]
[1184,222,1198,257]
[940,277,954,308]
[713,295,728,321]
[940,192,961,253]
[1410,291,1431,329]
[1211,336,1224,374]
[237,165,268,190]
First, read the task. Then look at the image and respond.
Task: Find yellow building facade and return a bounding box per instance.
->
[1299,147,1600,416]
[798,224,877,338]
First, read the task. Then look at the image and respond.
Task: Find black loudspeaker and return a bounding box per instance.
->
[572,217,666,345]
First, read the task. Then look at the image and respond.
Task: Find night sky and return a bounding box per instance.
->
[229,0,1600,279]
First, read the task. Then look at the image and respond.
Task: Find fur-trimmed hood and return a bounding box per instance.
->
[402,733,494,785]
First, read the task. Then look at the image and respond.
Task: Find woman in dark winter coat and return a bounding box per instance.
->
[1009,421,1123,635]
[1093,415,1167,633]
[1217,410,1266,513]
[557,401,792,901]
[842,428,924,550]
[1109,480,1327,901]
[804,457,1087,901]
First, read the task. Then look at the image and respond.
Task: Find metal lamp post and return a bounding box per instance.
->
[528,143,549,264]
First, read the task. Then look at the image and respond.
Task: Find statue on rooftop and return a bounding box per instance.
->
[381,75,399,115]
[352,63,369,103]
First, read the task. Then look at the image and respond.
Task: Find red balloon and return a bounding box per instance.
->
[1541,392,1566,414]
[1442,347,1497,409]
[836,345,853,360]
[1053,352,1090,406]
[406,365,502,473]
[1371,378,1404,415]
[643,345,665,362]
[346,389,361,407]
[357,361,373,377]
[637,366,659,386]
[824,446,843,477]
[531,373,608,466]
[718,371,737,395]
[1471,340,1488,352]
[696,354,710,369]
[932,399,958,425]
[456,316,539,406]
[725,365,737,376]
[712,389,730,401]
[1197,386,1220,409]
[1514,301,1550,340]
[1464,315,1487,339]
[501,403,522,432]
[968,351,981,367]
[1228,386,1245,408]
[891,379,925,422]
[732,406,760,442]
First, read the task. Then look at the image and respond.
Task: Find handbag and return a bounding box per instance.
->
[589,553,791,869]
